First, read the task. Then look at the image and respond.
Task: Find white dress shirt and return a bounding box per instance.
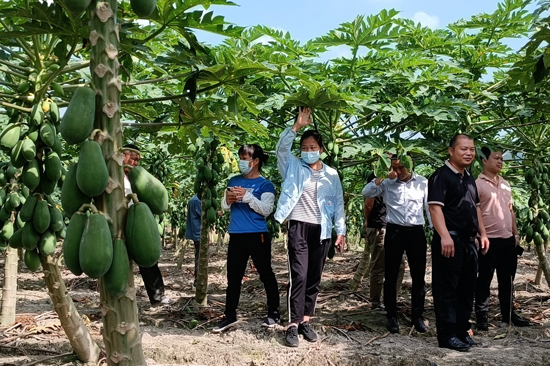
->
[362,173,431,227]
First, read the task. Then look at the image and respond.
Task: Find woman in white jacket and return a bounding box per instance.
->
[274,107,346,347]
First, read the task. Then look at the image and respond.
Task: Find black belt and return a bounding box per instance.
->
[448,230,477,241]
[387,223,424,230]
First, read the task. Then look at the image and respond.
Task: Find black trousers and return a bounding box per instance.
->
[139,263,165,305]
[475,236,517,322]
[193,240,200,281]
[384,223,427,320]
[225,232,279,319]
[432,232,478,343]
[287,221,330,324]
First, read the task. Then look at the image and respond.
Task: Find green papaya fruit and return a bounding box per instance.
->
[203,166,212,181]
[59,87,95,145]
[0,189,5,206]
[8,192,20,208]
[193,180,201,195]
[103,239,130,297]
[2,221,14,241]
[76,141,108,197]
[63,0,92,13]
[33,200,51,234]
[207,207,216,224]
[10,140,27,168]
[22,159,40,191]
[61,164,91,217]
[532,178,540,190]
[51,82,64,97]
[24,249,41,272]
[3,197,14,213]
[40,124,55,147]
[543,227,550,241]
[130,0,157,17]
[30,104,44,126]
[217,153,224,164]
[79,213,113,278]
[128,166,169,215]
[49,102,60,123]
[63,212,86,276]
[541,183,548,193]
[0,124,21,150]
[21,185,29,198]
[49,206,64,232]
[126,202,161,268]
[40,174,57,195]
[0,207,10,222]
[525,168,535,184]
[21,139,36,161]
[541,210,550,223]
[22,223,39,250]
[211,199,218,210]
[27,125,39,142]
[8,227,24,248]
[16,211,25,229]
[6,164,17,179]
[17,82,30,94]
[534,232,543,246]
[196,157,205,170]
[20,195,37,222]
[52,135,62,156]
[38,229,57,256]
[44,151,62,182]
[0,170,6,186]
[56,224,66,239]
[528,209,535,222]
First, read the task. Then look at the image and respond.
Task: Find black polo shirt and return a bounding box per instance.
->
[428,161,479,234]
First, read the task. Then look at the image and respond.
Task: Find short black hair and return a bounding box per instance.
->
[300,129,323,149]
[449,134,473,148]
[123,144,140,152]
[480,146,502,162]
[238,144,268,171]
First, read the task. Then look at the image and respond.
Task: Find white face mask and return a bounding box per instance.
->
[301,151,320,165]
[239,159,252,175]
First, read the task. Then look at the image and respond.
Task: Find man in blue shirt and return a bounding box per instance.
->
[185,195,202,287]
[362,154,430,334]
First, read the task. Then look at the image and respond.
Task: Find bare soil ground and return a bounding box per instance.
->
[2,237,550,366]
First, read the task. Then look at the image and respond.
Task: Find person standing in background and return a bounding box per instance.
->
[362,155,430,334]
[474,146,530,330]
[123,144,173,308]
[185,195,201,288]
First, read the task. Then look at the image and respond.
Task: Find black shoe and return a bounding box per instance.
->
[511,312,530,327]
[476,313,489,331]
[412,318,428,333]
[386,316,399,334]
[459,335,482,347]
[212,316,238,333]
[439,337,471,352]
[298,321,318,342]
[262,310,280,328]
[285,325,299,347]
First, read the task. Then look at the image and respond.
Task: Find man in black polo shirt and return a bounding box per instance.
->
[428,134,490,352]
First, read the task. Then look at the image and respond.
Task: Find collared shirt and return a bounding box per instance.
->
[428,160,480,234]
[476,173,513,239]
[274,127,346,240]
[362,173,430,227]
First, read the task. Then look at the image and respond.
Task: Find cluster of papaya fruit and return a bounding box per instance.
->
[194,139,223,227]
[1,99,64,194]
[325,141,340,168]
[266,217,281,240]
[523,161,550,246]
[64,0,157,17]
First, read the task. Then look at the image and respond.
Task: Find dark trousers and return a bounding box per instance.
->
[475,236,517,322]
[432,232,478,343]
[193,240,200,281]
[225,232,279,319]
[384,223,427,320]
[139,263,165,305]
[287,221,330,324]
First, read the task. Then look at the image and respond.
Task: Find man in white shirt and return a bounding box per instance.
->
[123,145,172,308]
[362,154,430,334]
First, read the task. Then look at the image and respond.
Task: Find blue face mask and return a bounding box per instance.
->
[239,159,252,175]
[301,151,320,165]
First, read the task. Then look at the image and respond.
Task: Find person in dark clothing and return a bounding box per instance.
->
[428,134,489,351]
[474,146,530,329]
[363,156,430,334]
[185,195,201,287]
[212,144,280,333]
[123,144,173,308]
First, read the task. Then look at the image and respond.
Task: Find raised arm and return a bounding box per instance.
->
[276,107,312,180]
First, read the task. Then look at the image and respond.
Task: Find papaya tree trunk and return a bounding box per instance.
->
[349,237,370,292]
[40,255,100,362]
[0,246,18,326]
[195,198,209,306]
[534,241,550,287]
[89,1,146,365]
